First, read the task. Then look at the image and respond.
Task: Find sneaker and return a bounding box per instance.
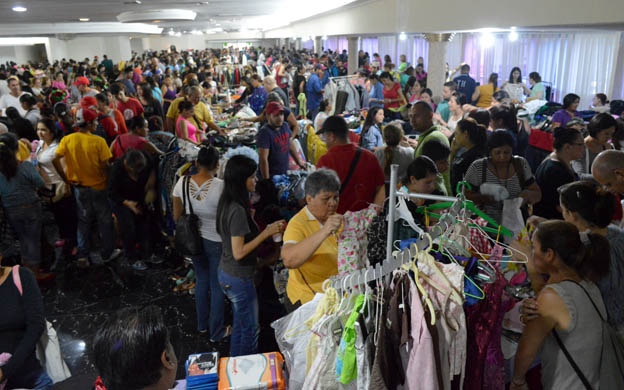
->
[103,249,123,263]
[146,254,166,265]
[131,260,149,271]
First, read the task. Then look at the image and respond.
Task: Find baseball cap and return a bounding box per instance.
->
[266,101,284,116]
[80,96,97,110]
[73,76,90,86]
[75,107,98,127]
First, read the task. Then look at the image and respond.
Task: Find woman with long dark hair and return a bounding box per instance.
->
[360,106,384,150]
[501,67,530,103]
[571,113,616,177]
[472,73,499,108]
[380,71,407,120]
[5,107,37,142]
[551,93,581,128]
[450,117,487,194]
[0,133,49,279]
[216,155,285,357]
[138,83,164,119]
[490,103,527,155]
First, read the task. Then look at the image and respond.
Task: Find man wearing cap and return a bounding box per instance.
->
[257,101,306,179]
[70,76,98,105]
[53,105,121,267]
[306,65,324,122]
[316,115,385,214]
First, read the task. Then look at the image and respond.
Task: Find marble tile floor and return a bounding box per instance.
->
[40,255,283,389]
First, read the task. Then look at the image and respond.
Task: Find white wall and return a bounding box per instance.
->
[45,36,132,63]
[142,35,207,52]
[0,46,16,64]
[265,0,624,37]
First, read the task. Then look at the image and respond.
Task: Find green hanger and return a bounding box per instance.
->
[412,181,513,238]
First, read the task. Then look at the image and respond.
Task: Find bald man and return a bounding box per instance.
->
[592,149,624,193]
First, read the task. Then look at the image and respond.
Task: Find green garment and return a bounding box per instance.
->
[297,93,308,118]
[400,73,410,90]
[436,100,450,123]
[339,294,366,384]
[530,82,545,99]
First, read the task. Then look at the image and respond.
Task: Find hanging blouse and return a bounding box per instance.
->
[418,259,467,390]
[337,204,380,277]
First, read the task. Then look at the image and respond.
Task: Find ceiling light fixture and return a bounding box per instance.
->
[12,6,27,12]
[509,30,518,42]
[168,30,175,36]
[322,35,328,40]
[175,32,182,37]
[79,18,90,22]
[399,32,407,41]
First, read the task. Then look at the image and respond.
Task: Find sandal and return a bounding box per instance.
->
[210,325,232,343]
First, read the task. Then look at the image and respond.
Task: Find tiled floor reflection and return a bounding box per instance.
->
[42,256,283,389]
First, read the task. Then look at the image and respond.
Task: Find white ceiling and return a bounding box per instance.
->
[0,0,362,35]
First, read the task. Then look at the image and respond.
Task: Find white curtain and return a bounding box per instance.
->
[359,38,378,58]
[377,36,397,64]
[302,39,314,51]
[460,32,621,108]
[613,34,624,100]
[412,37,429,68]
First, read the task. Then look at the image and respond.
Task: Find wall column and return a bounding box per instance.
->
[425,33,454,100]
[314,36,323,55]
[295,37,302,50]
[347,37,359,75]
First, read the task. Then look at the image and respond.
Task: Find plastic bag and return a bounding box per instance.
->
[502,198,525,243]
[235,105,257,119]
[271,294,323,389]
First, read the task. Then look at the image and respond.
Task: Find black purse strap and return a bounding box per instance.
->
[340,148,362,195]
[553,329,594,390]
[552,279,603,390]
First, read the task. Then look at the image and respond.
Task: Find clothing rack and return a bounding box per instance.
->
[330,164,463,291]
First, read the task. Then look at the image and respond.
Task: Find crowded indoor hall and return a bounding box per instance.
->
[0,0,624,389]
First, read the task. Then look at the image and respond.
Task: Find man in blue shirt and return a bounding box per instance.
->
[367,74,385,109]
[453,64,476,105]
[257,102,306,179]
[306,65,324,121]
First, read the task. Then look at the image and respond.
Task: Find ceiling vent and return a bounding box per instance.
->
[117,9,197,23]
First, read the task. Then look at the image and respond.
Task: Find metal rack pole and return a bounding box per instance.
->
[386,164,399,262]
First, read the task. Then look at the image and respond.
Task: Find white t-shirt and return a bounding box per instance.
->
[36,142,63,189]
[0,92,29,116]
[173,176,224,242]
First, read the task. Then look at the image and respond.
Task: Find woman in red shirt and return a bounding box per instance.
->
[380,71,407,120]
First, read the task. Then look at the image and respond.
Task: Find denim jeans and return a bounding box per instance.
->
[192,239,226,340]
[73,186,115,259]
[6,202,42,266]
[218,268,259,357]
[50,193,78,248]
[111,202,150,261]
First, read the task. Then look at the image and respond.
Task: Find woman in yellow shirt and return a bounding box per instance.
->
[281,168,344,310]
[473,73,499,108]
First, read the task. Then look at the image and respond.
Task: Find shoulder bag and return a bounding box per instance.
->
[174,176,203,256]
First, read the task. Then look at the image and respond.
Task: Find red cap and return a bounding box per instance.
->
[73,76,90,86]
[265,101,284,116]
[80,96,97,109]
[75,107,98,126]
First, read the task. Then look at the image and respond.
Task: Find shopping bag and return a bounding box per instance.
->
[502,198,525,243]
[36,321,72,383]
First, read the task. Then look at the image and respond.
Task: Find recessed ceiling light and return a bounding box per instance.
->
[153,20,161,23]
[79,18,90,22]
[12,6,27,12]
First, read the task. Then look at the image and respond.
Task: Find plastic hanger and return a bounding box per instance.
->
[417,234,464,305]
[399,246,437,326]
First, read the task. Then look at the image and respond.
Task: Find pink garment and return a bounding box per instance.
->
[406,272,439,390]
[176,116,199,143]
[337,204,380,277]
[51,81,67,90]
[464,271,514,390]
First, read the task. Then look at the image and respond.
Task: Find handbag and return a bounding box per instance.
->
[174,176,203,256]
[528,128,554,152]
[11,266,72,384]
[553,280,624,390]
[52,181,71,203]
